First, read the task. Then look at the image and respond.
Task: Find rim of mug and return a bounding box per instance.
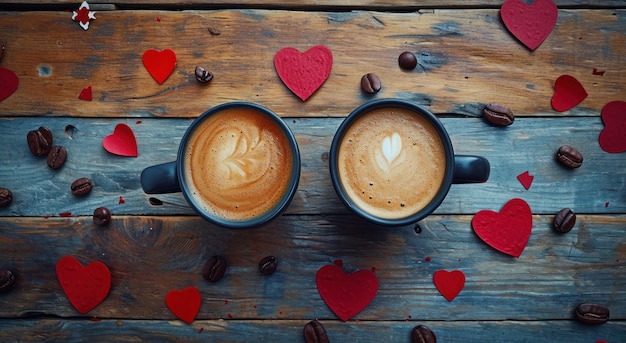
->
[177,102,301,229]
[329,98,455,227]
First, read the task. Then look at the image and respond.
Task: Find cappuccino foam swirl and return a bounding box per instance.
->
[183,107,294,221]
[337,107,446,220]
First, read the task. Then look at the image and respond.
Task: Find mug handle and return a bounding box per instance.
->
[452,155,490,184]
[140,161,181,194]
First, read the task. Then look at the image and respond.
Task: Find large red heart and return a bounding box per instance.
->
[274,45,333,101]
[500,0,558,51]
[599,101,626,153]
[551,75,588,112]
[165,286,201,324]
[316,264,378,322]
[0,67,19,101]
[56,256,111,314]
[102,123,138,157]
[433,270,465,302]
[472,198,532,258]
[142,49,176,85]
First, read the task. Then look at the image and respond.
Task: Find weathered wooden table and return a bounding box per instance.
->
[1,0,625,341]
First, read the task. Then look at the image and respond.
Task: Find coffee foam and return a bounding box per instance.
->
[337,107,447,220]
[183,107,294,222]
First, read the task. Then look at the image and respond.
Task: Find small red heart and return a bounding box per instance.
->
[165,286,201,324]
[0,67,19,101]
[78,85,92,101]
[274,45,333,101]
[56,256,111,314]
[500,0,558,51]
[103,123,138,157]
[551,75,588,112]
[472,198,532,258]
[433,270,465,302]
[142,49,176,85]
[599,101,626,153]
[516,170,534,190]
[316,264,378,321]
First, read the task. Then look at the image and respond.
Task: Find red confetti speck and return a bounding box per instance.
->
[596,340,608,343]
[593,68,606,76]
[136,120,142,124]
[605,201,610,207]
[425,256,431,262]
[279,311,283,315]
[371,267,376,273]
[59,212,72,217]
[253,305,257,308]
[227,313,232,319]
[517,170,534,190]
[333,259,343,267]
[198,327,203,333]
[407,314,412,319]
[119,196,125,204]
[578,36,583,40]
[224,300,228,304]
[89,317,102,322]
[156,17,161,22]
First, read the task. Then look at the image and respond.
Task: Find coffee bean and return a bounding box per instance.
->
[93,207,111,226]
[47,146,67,169]
[203,255,227,282]
[27,126,53,156]
[556,145,583,168]
[483,103,515,126]
[361,73,381,94]
[303,320,329,343]
[575,303,609,325]
[258,255,278,275]
[0,270,15,293]
[0,44,4,62]
[553,208,576,233]
[398,51,417,70]
[71,178,94,196]
[195,66,213,83]
[412,325,436,343]
[0,188,12,207]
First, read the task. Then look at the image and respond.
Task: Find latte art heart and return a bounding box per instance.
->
[382,133,401,164]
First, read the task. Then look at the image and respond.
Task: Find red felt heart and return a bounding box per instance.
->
[316,264,378,321]
[599,101,626,153]
[103,123,138,157]
[551,75,588,112]
[78,85,92,101]
[0,67,19,101]
[142,49,176,85]
[472,198,532,258]
[165,286,201,324]
[274,45,333,101]
[433,270,465,302]
[500,0,558,51]
[56,256,111,314]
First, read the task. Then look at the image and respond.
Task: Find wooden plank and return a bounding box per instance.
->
[0,319,624,342]
[0,9,623,117]
[0,215,624,320]
[0,117,624,217]
[1,1,625,9]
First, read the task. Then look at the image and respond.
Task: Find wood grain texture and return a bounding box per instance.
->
[0,117,624,217]
[0,319,624,342]
[0,215,624,320]
[0,9,623,117]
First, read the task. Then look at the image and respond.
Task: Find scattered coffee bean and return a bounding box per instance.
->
[360,73,381,94]
[207,27,221,35]
[483,103,515,126]
[575,303,609,325]
[203,255,227,282]
[26,126,53,156]
[0,188,12,207]
[556,145,583,168]
[398,51,417,70]
[47,146,67,169]
[258,255,278,275]
[0,270,15,293]
[71,178,94,196]
[412,325,436,343]
[195,66,213,83]
[553,208,576,233]
[303,320,329,343]
[0,44,4,61]
[93,207,111,226]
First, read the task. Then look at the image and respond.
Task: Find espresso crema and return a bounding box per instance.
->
[337,107,447,219]
[183,107,294,222]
